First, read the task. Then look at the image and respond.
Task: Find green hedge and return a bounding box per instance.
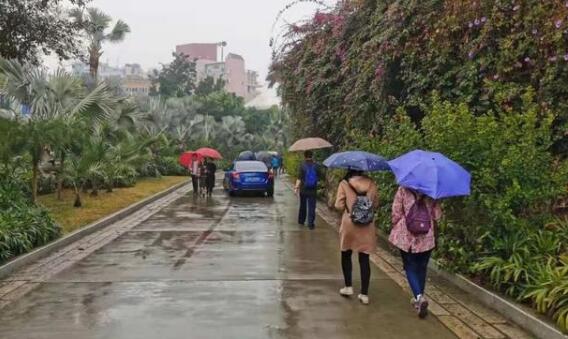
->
[0,181,61,263]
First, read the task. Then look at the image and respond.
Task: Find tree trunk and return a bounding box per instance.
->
[91,179,99,196]
[56,151,65,201]
[89,47,100,79]
[73,185,82,208]
[31,159,39,204]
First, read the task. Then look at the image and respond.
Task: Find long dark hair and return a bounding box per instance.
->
[344,169,364,181]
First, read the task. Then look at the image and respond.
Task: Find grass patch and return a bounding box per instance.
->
[38,176,188,234]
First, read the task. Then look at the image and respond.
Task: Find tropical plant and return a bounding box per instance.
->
[0,180,60,263]
[0,58,116,203]
[69,7,130,79]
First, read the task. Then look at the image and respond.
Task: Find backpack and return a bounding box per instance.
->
[405,195,432,235]
[345,180,374,226]
[303,163,318,189]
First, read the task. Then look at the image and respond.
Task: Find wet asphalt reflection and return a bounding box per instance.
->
[0,178,456,339]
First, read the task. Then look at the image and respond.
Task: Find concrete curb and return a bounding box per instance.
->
[0,180,190,281]
[374,226,567,339]
[428,261,568,339]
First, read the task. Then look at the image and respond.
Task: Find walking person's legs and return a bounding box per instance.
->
[307,195,316,229]
[416,251,432,295]
[357,252,371,304]
[401,250,430,318]
[298,194,307,225]
[400,251,422,299]
[359,253,370,295]
[191,175,198,194]
[340,250,353,296]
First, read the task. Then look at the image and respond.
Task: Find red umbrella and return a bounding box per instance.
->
[179,151,203,168]
[196,147,223,159]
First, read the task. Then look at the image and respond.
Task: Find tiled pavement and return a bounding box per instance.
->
[315,202,535,339]
[0,184,193,310]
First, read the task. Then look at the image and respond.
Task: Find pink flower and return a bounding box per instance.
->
[374,65,385,79]
[474,18,481,26]
[481,17,487,23]
[493,74,499,80]
[564,54,568,61]
[513,5,520,11]
[468,22,473,28]
[556,19,563,29]
[524,57,531,63]
[549,56,558,62]
[468,51,475,59]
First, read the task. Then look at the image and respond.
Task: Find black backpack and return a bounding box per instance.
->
[345,180,374,226]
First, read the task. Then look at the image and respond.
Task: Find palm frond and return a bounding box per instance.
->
[107,20,130,42]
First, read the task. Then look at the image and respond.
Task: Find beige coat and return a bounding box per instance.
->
[334,176,379,254]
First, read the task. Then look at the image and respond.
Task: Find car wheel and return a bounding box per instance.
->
[229,190,236,197]
[266,188,274,197]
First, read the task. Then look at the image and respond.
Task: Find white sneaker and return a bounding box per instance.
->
[417,294,429,318]
[339,286,354,297]
[358,294,369,305]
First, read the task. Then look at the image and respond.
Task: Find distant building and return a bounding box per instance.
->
[176,42,260,102]
[176,43,218,62]
[246,70,261,101]
[204,62,226,81]
[71,62,152,97]
[121,77,152,96]
[224,53,247,98]
[71,63,123,78]
[123,63,144,77]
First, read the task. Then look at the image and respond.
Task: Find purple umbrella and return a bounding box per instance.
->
[323,151,390,172]
[388,150,471,199]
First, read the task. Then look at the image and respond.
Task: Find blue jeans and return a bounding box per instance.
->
[298,194,316,227]
[400,250,432,298]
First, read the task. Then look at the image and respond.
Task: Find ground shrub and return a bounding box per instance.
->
[0,181,61,263]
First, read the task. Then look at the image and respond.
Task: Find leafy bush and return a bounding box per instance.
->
[157,156,187,176]
[0,181,61,263]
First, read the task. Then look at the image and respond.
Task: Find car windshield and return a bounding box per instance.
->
[234,161,268,172]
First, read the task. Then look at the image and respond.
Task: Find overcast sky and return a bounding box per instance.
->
[66,0,335,82]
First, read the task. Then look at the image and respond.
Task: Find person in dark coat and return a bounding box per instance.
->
[205,159,217,197]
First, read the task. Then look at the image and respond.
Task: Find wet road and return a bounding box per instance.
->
[0,179,455,339]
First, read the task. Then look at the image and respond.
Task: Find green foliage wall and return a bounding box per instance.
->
[271,0,568,152]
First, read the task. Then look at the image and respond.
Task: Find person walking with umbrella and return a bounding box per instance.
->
[294,150,323,229]
[290,137,333,229]
[324,151,389,305]
[190,154,201,195]
[388,150,471,318]
[205,158,217,197]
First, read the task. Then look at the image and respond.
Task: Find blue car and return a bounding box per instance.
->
[224,161,274,197]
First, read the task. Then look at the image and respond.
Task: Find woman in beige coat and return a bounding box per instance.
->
[334,170,379,305]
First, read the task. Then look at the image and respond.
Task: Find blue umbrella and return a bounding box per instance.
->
[323,151,390,172]
[388,150,471,199]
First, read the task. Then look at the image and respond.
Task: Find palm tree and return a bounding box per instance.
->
[70,8,130,79]
[0,58,116,203]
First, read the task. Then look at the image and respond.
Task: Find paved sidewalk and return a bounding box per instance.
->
[315,192,534,339]
[0,179,457,339]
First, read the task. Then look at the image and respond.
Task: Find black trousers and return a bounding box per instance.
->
[191,175,198,193]
[341,250,371,295]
